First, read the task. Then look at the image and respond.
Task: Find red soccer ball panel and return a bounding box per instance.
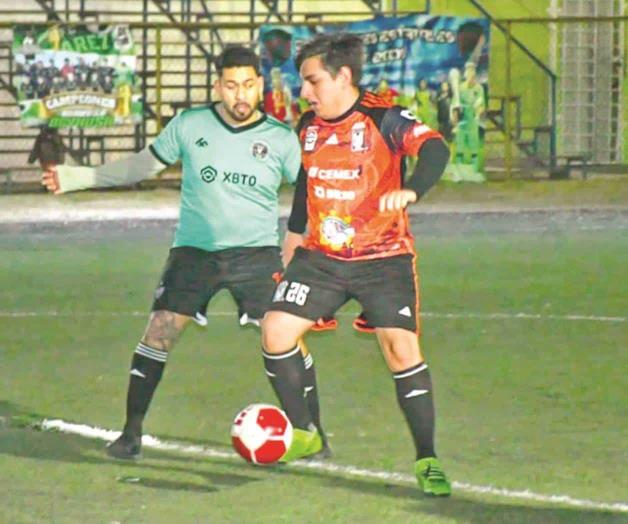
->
[254,439,289,464]
[231,435,252,462]
[256,407,290,437]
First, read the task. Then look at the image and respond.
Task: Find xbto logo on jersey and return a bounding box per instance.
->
[200,165,217,183]
[200,165,257,187]
[223,172,257,186]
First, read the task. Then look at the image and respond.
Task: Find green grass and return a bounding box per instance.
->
[0,228,627,523]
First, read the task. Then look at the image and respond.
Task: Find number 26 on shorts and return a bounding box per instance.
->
[285,282,310,306]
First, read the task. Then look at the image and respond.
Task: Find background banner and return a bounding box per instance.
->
[259,14,491,180]
[13,24,142,128]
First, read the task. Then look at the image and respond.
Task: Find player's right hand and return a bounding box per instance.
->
[281,231,304,267]
[41,166,61,194]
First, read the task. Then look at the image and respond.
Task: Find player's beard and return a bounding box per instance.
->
[224,101,257,122]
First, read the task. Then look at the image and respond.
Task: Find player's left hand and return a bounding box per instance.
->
[379,189,417,212]
[41,166,61,194]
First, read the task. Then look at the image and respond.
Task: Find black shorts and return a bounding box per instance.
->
[269,248,419,333]
[152,246,282,320]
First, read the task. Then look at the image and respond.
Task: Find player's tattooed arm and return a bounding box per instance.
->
[142,310,190,351]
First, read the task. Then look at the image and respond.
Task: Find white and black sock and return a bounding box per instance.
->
[123,342,168,437]
[303,353,326,443]
[393,362,436,459]
[263,345,312,430]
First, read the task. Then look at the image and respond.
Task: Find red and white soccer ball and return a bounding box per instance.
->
[231,404,293,465]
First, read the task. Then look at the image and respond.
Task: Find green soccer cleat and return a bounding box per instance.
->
[280,428,323,462]
[415,457,452,497]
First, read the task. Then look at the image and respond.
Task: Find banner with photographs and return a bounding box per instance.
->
[259,14,490,181]
[13,24,142,129]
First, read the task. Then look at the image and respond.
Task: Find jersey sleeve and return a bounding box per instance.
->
[380,106,443,157]
[149,112,183,165]
[281,130,301,184]
[287,164,308,233]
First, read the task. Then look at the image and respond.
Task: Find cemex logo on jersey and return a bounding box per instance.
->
[195,137,208,147]
[308,166,361,180]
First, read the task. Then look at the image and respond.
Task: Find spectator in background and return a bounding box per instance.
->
[376,78,399,105]
[414,78,438,131]
[436,81,453,142]
[60,58,74,79]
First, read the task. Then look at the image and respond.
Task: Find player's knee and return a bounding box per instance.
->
[378,328,423,370]
[142,310,188,351]
[261,311,304,354]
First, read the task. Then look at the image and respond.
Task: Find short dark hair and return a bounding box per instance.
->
[215,45,260,76]
[295,33,363,86]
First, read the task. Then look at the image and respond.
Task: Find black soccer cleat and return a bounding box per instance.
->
[106,432,142,460]
[314,441,333,460]
[310,427,333,460]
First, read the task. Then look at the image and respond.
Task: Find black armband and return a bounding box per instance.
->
[403,138,450,199]
[287,166,308,233]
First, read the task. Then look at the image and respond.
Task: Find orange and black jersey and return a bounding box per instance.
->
[288,90,444,261]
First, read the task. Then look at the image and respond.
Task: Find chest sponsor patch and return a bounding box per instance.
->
[308,166,361,180]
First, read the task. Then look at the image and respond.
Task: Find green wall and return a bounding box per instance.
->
[395,0,627,162]
[396,0,552,129]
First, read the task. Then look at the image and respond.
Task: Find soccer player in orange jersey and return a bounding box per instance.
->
[260,34,452,495]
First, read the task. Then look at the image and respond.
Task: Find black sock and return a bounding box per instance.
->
[123,342,168,436]
[303,352,326,442]
[393,362,436,460]
[263,345,312,430]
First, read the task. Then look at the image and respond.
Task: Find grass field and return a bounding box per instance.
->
[1,216,627,523]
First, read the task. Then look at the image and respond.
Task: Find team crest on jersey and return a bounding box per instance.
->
[251,140,269,160]
[304,126,318,151]
[351,122,367,152]
[319,211,355,251]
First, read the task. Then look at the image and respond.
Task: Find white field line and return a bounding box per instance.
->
[2,204,627,224]
[40,419,628,513]
[0,310,624,323]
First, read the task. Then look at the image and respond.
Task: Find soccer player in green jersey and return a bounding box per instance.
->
[41,46,328,460]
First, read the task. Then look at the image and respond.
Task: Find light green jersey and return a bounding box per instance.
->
[151,103,300,252]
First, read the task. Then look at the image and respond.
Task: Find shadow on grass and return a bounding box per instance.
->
[0,401,263,494]
[276,469,626,524]
[1,401,625,523]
